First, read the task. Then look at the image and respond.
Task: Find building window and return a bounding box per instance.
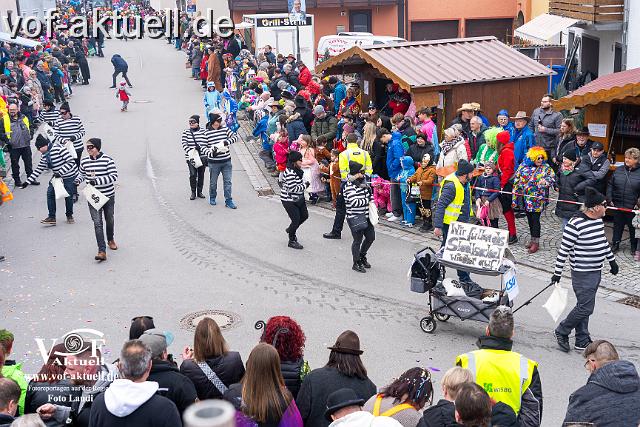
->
[349,10,371,33]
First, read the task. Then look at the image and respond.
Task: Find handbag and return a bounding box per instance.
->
[196,361,228,395]
[83,184,109,210]
[368,201,379,226]
[188,148,203,168]
[407,183,421,203]
[347,214,368,232]
[51,177,70,200]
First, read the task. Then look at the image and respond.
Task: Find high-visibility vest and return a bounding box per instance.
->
[372,395,414,417]
[339,143,372,179]
[456,349,537,414]
[3,115,30,140]
[438,173,465,224]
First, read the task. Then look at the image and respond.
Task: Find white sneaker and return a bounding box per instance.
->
[405,223,414,228]
[385,212,395,218]
[388,215,402,222]
[482,292,499,303]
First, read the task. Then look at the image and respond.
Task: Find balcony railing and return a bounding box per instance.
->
[550,0,624,23]
[229,0,398,11]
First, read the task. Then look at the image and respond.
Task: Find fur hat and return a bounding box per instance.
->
[584,186,606,208]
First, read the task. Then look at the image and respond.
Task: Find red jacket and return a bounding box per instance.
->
[498,142,515,188]
[299,66,312,87]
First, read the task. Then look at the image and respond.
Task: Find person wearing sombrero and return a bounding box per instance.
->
[511,111,535,166]
[297,331,377,427]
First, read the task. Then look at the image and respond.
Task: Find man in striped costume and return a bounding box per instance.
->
[180,114,207,200]
[54,102,86,203]
[76,138,118,261]
[37,100,60,127]
[202,113,238,209]
[21,135,78,225]
[552,187,618,352]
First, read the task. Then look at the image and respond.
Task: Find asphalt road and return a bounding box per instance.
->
[1,37,638,426]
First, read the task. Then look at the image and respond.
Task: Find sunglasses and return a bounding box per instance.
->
[188,120,197,124]
[60,110,69,115]
[536,156,545,160]
[86,145,95,150]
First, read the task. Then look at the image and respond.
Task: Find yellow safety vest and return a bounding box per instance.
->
[372,395,414,417]
[339,143,373,179]
[3,115,30,140]
[438,173,465,224]
[456,349,537,414]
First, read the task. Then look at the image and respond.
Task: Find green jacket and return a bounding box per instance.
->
[2,362,28,415]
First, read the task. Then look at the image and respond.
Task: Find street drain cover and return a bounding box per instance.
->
[618,296,640,309]
[179,310,240,331]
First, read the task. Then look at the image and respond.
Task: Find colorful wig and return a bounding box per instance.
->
[262,316,306,362]
[526,146,547,162]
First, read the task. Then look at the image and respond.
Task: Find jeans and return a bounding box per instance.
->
[330,182,346,234]
[560,217,569,232]
[441,223,472,283]
[112,70,132,87]
[525,211,542,238]
[556,270,601,344]
[351,221,375,263]
[47,177,75,218]
[612,210,637,252]
[9,147,33,183]
[389,179,403,217]
[282,197,309,241]
[208,160,232,202]
[89,195,115,252]
[187,161,206,193]
[192,66,199,79]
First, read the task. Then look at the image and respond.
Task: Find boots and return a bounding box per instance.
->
[359,255,371,269]
[611,241,620,253]
[190,191,196,200]
[528,237,539,254]
[352,261,366,273]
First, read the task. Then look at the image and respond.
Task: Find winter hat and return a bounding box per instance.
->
[484,161,496,170]
[189,114,200,123]
[349,160,364,176]
[456,159,475,176]
[496,109,509,118]
[313,105,325,116]
[342,123,355,135]
[584,187,606,208]
[288,150,303,163]
[281,91,293,100]
[563,150,577,162]
[59,101,70,112]
[43,99,54,108]
[88,138,102,151]
[496,130,511,145]
[35,134,49,149]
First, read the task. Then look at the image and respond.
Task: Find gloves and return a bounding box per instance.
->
[20,182,29,189]
[53,173,61,178]
[88,179,96,186]
[305,181,310,188]
[551,274,561,284]
[610,261,619,275]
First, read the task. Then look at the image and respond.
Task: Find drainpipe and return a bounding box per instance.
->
[397,0,405,39]
[622,0,629,69]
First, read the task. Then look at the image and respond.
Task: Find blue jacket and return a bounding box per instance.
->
[386,131,405,181]
[474,173,500,202]
[50,66,64,86]
[513,125,536,166]
[111,54,128,72]
[399,156,416,192]
[333,82,346,114]
[252,115,270,151]
[286,114,307,143]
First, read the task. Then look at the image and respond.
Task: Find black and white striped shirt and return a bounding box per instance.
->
[343,180,371,219]
[280,168,305,202]
[180,128,208,161]
[554,213,615,274]
[202,127,238,163]
[54,115,86,150]
[76,153,118,198]
[27,142,78,183]
[38,109,60,127]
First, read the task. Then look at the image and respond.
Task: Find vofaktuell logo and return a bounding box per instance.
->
[35,328,106,365]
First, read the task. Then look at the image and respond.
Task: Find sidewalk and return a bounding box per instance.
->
[236,119,640,301]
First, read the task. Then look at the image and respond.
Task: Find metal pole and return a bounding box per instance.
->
[296,24,301,61]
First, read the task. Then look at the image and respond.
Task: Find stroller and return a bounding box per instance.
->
[410,246,516,333]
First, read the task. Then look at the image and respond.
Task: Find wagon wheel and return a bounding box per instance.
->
[434,313,450,322]
[419,316,437,333]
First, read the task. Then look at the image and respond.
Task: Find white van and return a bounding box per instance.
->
[317,33,407,64]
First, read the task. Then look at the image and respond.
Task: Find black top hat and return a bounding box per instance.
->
[324,388,365,421]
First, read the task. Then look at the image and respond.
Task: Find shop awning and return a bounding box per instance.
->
[514,13,578,45]
[554,67,640,110]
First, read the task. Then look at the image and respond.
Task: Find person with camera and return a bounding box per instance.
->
[281,151,308,250]
[181,115,208,200]
[344,161,375,273]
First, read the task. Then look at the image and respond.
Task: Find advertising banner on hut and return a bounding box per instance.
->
[443,222,509,271]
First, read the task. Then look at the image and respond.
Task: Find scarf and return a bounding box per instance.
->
[440,138,456,155]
